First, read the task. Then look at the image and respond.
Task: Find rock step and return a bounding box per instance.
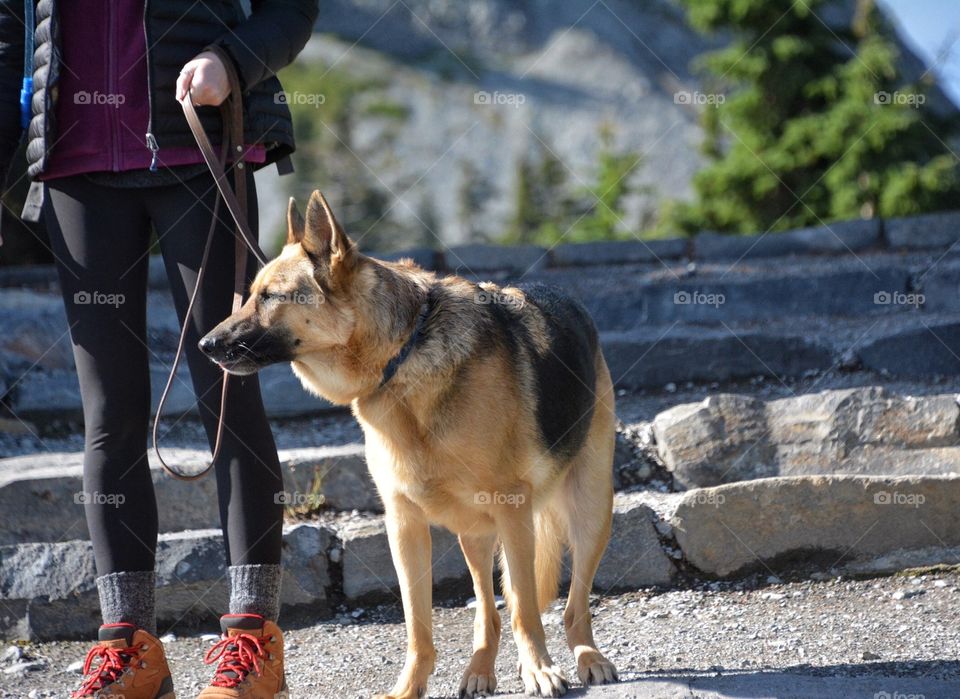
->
[603,314,960,389]
[7,313,960,422]
[8,362,335,422]
[518,253,944,330]
[0,445,373,546]
[0,522,333,641]
[7,473,960,641]
[668,475,960,579]
[0,428,647,544]
[653,386,960,489]
[7,251,960,343]
[0,492,671,641]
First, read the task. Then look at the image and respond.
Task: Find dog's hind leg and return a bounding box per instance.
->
[558,359,618,686]
[458,532,501,698]
[496,489,569,697]
[376,493,436,699]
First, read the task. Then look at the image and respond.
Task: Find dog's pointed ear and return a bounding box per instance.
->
[286,197,305,245]
[302,190,356,272]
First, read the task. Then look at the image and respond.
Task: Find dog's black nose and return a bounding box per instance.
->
[198,335,218,355]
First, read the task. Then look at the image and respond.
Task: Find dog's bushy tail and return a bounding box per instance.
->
[533,506,566,612]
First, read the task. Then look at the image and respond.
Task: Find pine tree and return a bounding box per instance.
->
[505,128,645,245]
[662,0,960,235]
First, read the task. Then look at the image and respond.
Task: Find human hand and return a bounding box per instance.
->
[176,51,231,106]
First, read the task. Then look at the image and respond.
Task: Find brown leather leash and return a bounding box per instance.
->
[153,46,269,481]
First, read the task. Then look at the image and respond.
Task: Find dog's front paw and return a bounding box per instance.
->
[576,648,618,686]
[460,666,497,697]
[376,651,434,699]
[459,649,498,698]
[517,659,569,697]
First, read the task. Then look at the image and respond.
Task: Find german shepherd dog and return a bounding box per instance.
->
[199,191,619,698]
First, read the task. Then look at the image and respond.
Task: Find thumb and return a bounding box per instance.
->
[176,64,196,102]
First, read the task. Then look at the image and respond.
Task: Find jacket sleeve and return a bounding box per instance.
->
[213,0,319,92]
[0,0,24,177]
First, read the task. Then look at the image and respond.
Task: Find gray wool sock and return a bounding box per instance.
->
[228,564,282,622]
[96,570,157,635]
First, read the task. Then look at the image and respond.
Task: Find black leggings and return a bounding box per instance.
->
[44,170,283,575]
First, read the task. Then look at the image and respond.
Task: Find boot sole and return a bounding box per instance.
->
[275,679,289,698]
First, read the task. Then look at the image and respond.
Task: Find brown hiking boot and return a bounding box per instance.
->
[198,614,287,698]
[71,623,175,699]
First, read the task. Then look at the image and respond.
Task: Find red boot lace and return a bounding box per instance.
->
[71,643,140,698]
[204,633,268,688]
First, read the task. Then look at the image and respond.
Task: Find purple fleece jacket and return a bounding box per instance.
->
[42,0,264,180]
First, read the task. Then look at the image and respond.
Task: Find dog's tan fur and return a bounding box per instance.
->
[202,191,618,698]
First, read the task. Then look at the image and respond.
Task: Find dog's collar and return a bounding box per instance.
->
[380,298,432,388]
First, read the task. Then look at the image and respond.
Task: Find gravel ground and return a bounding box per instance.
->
[4,570,959,698]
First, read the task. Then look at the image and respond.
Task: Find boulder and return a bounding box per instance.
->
[337,519,468,600]
[283,444,379,512]
[593,492,675,589]
[653,394,773,488]
[653,388,960,489]
[670,475,960,577]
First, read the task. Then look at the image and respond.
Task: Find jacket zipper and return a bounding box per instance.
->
[143,0,158,172]
[108,1,121,171]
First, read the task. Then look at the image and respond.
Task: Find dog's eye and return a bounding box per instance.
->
[259,291,276,304]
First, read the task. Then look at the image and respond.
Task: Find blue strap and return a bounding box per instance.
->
[380,300,431,388]
[20,0,34,128]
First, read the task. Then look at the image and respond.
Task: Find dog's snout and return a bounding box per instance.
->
[198,334,219,355]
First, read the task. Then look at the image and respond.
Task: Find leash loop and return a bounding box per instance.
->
[153,47,266,481]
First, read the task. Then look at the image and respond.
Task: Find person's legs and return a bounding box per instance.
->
[44,177,159,634]
[144,169,284,621]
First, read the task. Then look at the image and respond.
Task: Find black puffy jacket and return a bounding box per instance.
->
[25,0,319,181]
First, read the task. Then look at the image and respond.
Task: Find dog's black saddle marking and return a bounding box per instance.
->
[516,283,599,461]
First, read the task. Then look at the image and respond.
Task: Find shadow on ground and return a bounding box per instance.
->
[496,662,960,698]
